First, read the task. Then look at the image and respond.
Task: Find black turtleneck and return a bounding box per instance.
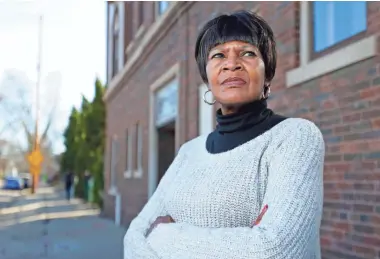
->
[206,99,288,154]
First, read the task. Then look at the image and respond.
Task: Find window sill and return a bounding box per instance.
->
[108,186,119,196]
[124,170,133,179]
[124,169,143,179]
[286,35,378,88]
[133,169,143,179]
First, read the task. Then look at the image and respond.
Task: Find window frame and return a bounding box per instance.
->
[309,1,368,60]
[112,7,120,77]
[137,1,144,28]
[133,123,143,178]
[285,1,376,88]
[124,128,133,178]
[124,129,132,178]
[125,2,146,60]
[109,136,119,191]
[125,129,129,171]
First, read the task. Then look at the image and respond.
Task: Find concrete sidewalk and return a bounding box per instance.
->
[0,185,126,259]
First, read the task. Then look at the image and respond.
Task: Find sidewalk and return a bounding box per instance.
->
[0,185,126,259]
[0,180,24,209]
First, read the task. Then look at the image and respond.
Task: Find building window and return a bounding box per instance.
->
[124,129,131,178]
[286,1,375,88]
[125,129,129,171]
[157,1,170,16]
[124,129,133,178]
[134,123,143,178]
[138,2,144,28]
[125,2,133,49]
[112,8,120,77]
[312,1,367,54]
[110,136,119,190]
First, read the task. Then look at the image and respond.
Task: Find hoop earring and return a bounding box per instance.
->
[203,89,216,105]
[261,86,271,100]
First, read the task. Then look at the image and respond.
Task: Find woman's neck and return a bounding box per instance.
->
[216,99,270,134]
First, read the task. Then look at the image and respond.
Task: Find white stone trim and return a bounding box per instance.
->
[106,2,125,82]
[135,24,146,40]
[107,185,121,226]
[133,169,143,179]
[148,63,180,198]
[126,25,146,56]
[133,123,143,179]
[108,186,118,196]
[107,3,114,82]
[109,135,119,190]
[299,1,310,67]
[124,170,132,179]
[118,2,125,69]
[286,2,377,88]
[127,128,133,175]
[114,193,121,226]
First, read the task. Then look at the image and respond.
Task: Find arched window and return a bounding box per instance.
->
[112,8,120,77]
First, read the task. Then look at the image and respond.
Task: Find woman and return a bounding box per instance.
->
[124,10,325,259]
[65,171,74,201]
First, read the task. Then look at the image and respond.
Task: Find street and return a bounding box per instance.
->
[0,185,126,259]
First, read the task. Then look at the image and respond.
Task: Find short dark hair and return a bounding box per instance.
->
[195,10,277,84]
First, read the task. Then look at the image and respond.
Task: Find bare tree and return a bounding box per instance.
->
[0,69,61,174]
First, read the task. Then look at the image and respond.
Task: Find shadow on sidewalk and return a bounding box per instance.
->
[0,188,24,210]
[0,186,100,229]
[0,185,125,259]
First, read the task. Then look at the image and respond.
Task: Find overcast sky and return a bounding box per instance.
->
[0,0,107,154]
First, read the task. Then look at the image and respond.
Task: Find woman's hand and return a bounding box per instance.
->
[146,215,175,237]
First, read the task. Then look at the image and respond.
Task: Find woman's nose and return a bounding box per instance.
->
[222,57,242,71]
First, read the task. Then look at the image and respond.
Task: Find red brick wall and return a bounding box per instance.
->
[105,2,380,258]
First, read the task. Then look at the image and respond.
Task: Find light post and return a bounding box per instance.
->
[28,15,44,194]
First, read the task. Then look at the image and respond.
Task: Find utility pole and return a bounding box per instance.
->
[28,15,44,194]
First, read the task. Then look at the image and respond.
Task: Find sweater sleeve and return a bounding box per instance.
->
[123,145,187,259]
[146,121,325,259]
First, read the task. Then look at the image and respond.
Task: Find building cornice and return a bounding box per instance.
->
[104,1,195,102]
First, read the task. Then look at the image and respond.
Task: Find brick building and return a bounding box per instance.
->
[104,2,380,258]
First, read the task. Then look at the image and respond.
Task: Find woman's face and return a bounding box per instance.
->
[206,41,266,112]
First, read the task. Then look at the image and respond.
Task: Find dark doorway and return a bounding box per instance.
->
[157,120,175,185]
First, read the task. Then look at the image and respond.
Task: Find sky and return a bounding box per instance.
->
[0,0,107,154]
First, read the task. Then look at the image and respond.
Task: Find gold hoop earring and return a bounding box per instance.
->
[203,89,216,105]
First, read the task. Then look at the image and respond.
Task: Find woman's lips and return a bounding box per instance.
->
[221,77,247,86]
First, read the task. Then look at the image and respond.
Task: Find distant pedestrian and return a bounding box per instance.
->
[84,170,92,202]
[65,172,74,201]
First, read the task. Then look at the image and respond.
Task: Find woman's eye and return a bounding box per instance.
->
[211,53,224,59]
[242,51,256,57]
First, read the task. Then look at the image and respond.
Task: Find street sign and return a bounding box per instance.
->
[29,164,42,176]
[27,149,44,168]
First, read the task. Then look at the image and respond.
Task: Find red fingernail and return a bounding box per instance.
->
[252,204,269,227]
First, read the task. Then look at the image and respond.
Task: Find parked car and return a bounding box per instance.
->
[19,173,31,188]
[3,176,24,190]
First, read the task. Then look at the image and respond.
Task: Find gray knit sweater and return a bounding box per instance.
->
[124,118,325,259]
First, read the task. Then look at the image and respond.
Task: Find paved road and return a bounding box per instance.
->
[0,185,126,259]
